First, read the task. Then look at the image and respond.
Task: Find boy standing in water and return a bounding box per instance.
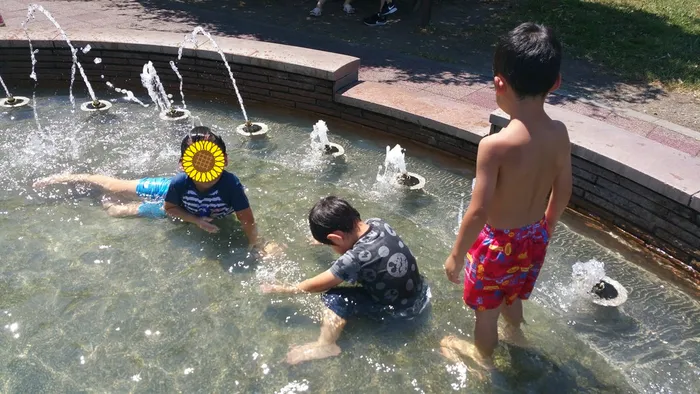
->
[262,196,429,365]
[442,23,572,368]
[34,127,275,253]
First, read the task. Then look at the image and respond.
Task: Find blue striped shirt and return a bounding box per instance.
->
[164,171,250,218]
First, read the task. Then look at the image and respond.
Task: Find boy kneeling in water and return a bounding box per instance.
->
[262,196,431,365]
[34,127,275,253]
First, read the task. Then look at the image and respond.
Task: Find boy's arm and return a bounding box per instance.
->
[545,128,573,234]
[444,137,501,283]
[235,207,259,248]
[261,270,344,294]
[164,201,220,233]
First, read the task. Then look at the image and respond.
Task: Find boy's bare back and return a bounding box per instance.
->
[478,116,570,230]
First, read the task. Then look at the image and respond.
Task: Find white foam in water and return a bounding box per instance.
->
[376,144,408,189]
[140,61,171,112]
[276,379,310,394]
[310,120,331,151]
[557,259,628,309]
[131,374,141,382]
[23,4,99,106]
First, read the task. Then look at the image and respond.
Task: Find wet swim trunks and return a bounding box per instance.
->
[135,177,171,218]
[323,280,431,320]
[463,217,549,311]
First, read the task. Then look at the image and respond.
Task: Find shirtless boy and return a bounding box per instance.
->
[441,22,572,368]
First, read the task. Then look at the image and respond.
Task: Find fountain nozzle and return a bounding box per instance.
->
[5,96,16,104]
[80,99,112,112]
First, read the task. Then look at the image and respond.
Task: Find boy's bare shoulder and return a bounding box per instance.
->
[549,119,569,139]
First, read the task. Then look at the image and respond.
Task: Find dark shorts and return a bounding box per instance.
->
[322,282,431,320]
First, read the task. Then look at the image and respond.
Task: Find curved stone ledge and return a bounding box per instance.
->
[1,28,697,279]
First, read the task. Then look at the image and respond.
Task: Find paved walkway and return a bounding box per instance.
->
[1,0,699,157]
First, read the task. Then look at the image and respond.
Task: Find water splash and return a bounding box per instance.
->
[169,61,187,109]
[140,61,172,112]
[176,26,248,122]
[0,75,11,98]
[105,81,149,107]
[310,120,331,152]
[554,259,628,309]
[376,144,408,186]
[23,4,98,107]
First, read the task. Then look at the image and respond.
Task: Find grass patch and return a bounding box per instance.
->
[486,0,700,90]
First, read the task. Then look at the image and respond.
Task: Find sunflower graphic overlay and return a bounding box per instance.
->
[182,140,225,182]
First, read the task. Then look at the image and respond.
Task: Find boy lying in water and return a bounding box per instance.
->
[34,126,279,254]
[262,196,430,365]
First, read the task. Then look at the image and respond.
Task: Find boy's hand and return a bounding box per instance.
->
[259,241,286,259]
[444,254,464,284]
[195,217,220,233]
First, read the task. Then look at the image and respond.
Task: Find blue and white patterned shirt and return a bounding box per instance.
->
[164,171,250,218]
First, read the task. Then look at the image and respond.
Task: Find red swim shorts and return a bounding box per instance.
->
[463,217,549,311]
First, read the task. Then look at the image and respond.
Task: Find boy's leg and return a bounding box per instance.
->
[102,200,142,218]
[501,298,528,347]
[286,307,346,365]
[34,174,140,198]
[440,305,499,370]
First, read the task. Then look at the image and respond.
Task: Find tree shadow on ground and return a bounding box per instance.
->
[116,0,697,105]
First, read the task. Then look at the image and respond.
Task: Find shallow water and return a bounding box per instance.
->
[1,93,698,393]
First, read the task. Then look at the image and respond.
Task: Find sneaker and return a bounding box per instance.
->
[343,4,356,14]
[380,2,397,16]
[309,7,322,17]
[363,13,387,26]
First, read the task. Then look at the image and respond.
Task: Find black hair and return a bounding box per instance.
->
[493,22,562,99]
[180,126,227,157]
[308,196,362,245]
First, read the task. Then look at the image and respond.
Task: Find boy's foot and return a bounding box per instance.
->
[380,2,397,16]
[363,13,387,26]
[501,324,528,348]
[439,336,495,371]
[286,342,341,365]
[309,7,322,17]
[343,4,356,14]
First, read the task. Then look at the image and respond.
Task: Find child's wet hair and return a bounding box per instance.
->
[309,196,362,245]
[180,126,227,157]
[493,22,562,98]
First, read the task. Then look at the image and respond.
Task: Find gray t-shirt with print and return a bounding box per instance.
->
[329,218,423,307]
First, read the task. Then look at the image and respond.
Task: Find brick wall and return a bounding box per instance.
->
[570,156,700,268]
[0,46,336,108]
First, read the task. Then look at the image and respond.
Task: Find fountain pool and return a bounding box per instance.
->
[1,93,698,393]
